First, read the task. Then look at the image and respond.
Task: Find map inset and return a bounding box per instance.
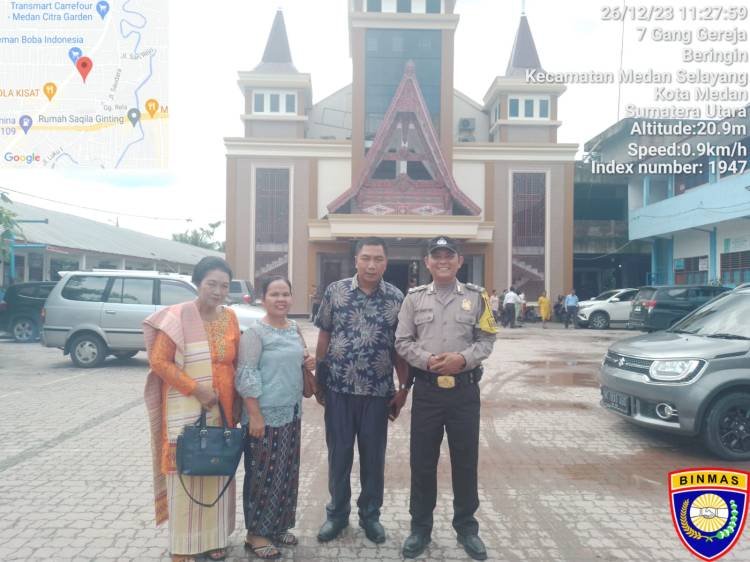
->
[0,0,168,168]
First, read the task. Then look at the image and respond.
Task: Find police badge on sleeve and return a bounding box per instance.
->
[669,468,749,561]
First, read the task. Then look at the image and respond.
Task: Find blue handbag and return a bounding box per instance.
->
[175,403,244,507]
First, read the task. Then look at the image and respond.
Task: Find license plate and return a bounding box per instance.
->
[601,387,631,415]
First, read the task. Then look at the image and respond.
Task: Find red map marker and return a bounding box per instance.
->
[76,56,93,82]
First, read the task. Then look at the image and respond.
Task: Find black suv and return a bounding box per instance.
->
[0,281,57,342]
[629,285,730,331]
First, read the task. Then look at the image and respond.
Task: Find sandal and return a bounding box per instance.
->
[244,539,282,560]
[273,532,298,546]
[205,549,227,561]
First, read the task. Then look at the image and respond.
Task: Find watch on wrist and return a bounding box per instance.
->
[399,383,409,391]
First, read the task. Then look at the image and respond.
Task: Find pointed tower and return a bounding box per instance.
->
[482,11,564,143]
[237,10,312,139]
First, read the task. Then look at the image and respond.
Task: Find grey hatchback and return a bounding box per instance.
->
[600,286,750,460]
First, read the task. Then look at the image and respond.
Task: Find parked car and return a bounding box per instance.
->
[0,281,57,342]
[227,279,255,305]
[229,302,265,332]
[628,285,730,331]
[600,285,750,460]
[42,271,198,368]
[576,288,638,329]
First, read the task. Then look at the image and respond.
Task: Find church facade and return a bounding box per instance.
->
[225,1,575,315]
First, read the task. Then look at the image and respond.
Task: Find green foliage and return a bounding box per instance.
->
[172,220,225,251]
[1,192,21,261]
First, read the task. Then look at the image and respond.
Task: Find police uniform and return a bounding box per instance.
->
[395,237,497,549]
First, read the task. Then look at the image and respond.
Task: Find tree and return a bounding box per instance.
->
[172,220,225,251]
[1,192,21,262]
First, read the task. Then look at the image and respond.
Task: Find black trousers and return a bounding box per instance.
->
[410,379,480,537]
[324,389,389,523]
[565,305,578,328]
[503,303,516,328]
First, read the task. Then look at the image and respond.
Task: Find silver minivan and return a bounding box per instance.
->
[41,270,197,368]
[599,286,750,460]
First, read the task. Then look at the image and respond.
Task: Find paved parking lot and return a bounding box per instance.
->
[1,322,749,561]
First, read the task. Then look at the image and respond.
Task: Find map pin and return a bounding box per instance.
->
[127,108,141,127]
[68,47,82,64]
[44,82,57,101]
[19,115,33,135]
[96,1,109,19]
[145,99,159,118]
[76,56,93,82]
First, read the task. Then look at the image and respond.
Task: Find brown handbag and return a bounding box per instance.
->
[295,324,318,398]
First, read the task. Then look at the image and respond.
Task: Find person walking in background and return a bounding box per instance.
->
[517,291,526,327]
[564,289,579,329]
[235,276,315,560]
[502,287,519,329]
[143,257,240,562]
[489,290,500,322]
[537,291,551,329]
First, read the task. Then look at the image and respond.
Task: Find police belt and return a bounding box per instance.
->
[413,367,482,389]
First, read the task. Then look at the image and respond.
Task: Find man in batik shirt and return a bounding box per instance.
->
[314,237,409,545]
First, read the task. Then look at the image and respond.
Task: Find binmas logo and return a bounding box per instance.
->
[669,468,749,560]
[4,152,41,165]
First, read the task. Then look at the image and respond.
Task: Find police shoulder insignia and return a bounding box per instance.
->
[408,284,428,294]
[465,283,484,292]
[669,468,749,561]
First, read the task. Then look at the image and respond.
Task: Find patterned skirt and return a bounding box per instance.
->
[243,416,301,537]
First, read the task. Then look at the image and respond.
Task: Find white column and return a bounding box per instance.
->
[80,254,87,270]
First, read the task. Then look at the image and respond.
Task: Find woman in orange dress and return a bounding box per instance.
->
[144,257,240,562]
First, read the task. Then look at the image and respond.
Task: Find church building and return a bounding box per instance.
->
[225,1,576,314]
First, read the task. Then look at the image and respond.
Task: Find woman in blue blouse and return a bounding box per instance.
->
[235,276,315,559]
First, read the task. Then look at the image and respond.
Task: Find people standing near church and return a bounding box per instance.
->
[395,236,497,561]
[489,289,500,322]
[235,275,316,560]
[537,290,551,329]
[502,287,520,329]
[564,289,579,328]
[313,237,409,546]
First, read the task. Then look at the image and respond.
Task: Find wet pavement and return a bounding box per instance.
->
[1,322,749,561]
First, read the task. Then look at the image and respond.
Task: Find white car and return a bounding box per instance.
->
[576,288,638,329]
[229,303,266,333]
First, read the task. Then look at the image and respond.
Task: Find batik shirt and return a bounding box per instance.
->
[314,276,404,398]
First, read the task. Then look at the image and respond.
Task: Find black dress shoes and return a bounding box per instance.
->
[316,519,348,542]
[402,532,431,558]
[457,534,488,560]
[359,519,386,544]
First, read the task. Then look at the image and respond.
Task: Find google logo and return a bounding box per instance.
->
[4,152,41,164]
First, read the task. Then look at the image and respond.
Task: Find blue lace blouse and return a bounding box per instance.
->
[234,319,304,427]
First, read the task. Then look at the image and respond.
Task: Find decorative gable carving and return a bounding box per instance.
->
[328,62,481,217]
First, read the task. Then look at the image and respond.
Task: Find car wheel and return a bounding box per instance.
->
[589,311,610,330]
[703,392,750,461]
[11,317,38,342]
[113,350,138,360]
[70,333,107,368]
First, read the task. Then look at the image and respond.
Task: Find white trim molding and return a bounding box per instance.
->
[309,215,495,241]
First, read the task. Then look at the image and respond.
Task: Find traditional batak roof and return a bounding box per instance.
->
[328,62,481,217]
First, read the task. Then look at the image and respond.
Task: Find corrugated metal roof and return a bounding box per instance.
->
[7,201,224,265]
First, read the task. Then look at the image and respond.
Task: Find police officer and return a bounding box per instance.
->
[395,236,497,561]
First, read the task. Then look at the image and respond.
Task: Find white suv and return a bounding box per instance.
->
[576,288,638,329]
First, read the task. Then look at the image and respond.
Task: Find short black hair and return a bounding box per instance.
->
[191,257,233,286]
[259,275,292,298]
[355,237,388,256]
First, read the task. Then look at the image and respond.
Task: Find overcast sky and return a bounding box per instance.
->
[3,0,747,240]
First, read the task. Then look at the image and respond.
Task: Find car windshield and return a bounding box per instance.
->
[669,292,750,339]
[593,290,618,301]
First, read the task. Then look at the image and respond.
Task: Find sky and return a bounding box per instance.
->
[2,0,747,240]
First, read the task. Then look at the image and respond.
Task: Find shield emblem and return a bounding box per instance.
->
[669,468,749,561]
